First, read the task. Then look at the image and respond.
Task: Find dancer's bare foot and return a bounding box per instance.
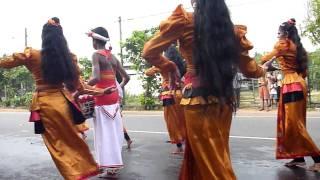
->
[81,133,87,140]
[127,140,133,149]
[98,167,121,178]
[171,147,184,155]
[78,132,87,140]
[308,163,320,172]
[284,160,306,167]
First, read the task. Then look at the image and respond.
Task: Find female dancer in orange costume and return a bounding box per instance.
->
[261,18,320,172]
[145,44,186,154]
[0,18,114,179]
[142,0,265,179]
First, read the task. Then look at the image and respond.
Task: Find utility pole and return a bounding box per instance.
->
[4,85,7,100]
[118,16,123,66]
[118,16,126,105]
[24,28,28,47]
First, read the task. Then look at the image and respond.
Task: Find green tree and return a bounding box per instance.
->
[302,0,320,45]
[308,49,320,91]
[78,57,92,80]
[254,52,263,63]
[0,55,34,107]
[122,27,161,109]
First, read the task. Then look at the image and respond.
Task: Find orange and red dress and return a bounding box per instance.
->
[261,39,320,159]
[143,5,264,180]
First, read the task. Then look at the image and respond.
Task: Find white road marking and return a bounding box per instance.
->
[236,116,320,119]
[124,114,320,119]
[127,130,276,141]
[127,130,167,134]
[0,112,319,119]
[229,136,276,141]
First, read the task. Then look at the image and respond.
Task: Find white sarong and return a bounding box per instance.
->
[93,103,124,168]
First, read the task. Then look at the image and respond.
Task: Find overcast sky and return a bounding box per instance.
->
[0,0,316,59]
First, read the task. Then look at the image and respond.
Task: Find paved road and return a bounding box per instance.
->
[0,111,320,180]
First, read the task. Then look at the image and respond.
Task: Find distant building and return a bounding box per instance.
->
[123,63,144,95]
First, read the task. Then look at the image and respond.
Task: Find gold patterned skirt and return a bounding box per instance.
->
[179,103,236,180]
[38,90,98,179]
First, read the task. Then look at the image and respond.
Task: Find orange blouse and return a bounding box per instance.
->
[0,47,104,111]
[143,5,193,75]
[261,39,303,76]
[145,66,169,88]
[143,5,263,79]
[142,5,264,105]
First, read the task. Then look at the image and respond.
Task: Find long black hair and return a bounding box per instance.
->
[164,44,186,77]
[41,17,78,87]
[279,18,308,74]
[193,0,240,107]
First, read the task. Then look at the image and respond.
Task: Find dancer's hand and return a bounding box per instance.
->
[104,86,117,94]
[73,91,80,102]
[261,58,279,72]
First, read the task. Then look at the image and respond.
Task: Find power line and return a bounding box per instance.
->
[228,0,277,7]
[124,7,193,22]
[24,28,28,47]
[119,1,278,23]
[113,0,281,40]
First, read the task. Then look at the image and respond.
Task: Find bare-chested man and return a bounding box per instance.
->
[87,27,130,177]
